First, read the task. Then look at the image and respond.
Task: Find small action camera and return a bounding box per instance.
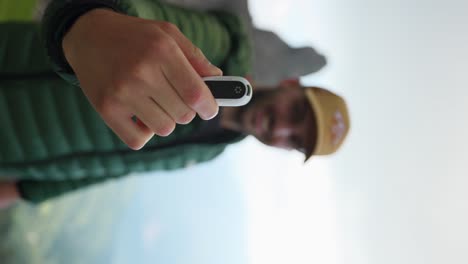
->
[203,76,253,107]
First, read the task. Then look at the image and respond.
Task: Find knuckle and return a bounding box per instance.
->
[183,87,203,107]
[148,36,177,56]
[191,46,204,59]
[158,21,179,33]
[111,72,145,99]
[112,79,132,99]
[139,24,179,60]
[191,45,200,55]
[96,97,116,118]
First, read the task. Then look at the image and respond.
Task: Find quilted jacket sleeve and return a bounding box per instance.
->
[41,0,133,86]
[17,176,116,203]
[0,23,53,76]
[42,0,251,85]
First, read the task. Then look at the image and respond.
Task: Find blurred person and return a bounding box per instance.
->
[0,0,350,207]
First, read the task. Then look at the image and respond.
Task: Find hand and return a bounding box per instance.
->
[63,9,222,150]
[0,181,20,209]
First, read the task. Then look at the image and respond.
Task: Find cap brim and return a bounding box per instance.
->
[304,88,326,162]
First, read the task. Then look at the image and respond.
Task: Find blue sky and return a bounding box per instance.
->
[109,151,249,264]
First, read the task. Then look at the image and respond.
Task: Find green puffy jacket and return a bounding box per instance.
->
[0,0,251,203]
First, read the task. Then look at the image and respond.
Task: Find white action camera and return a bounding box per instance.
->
[203,76,253,107]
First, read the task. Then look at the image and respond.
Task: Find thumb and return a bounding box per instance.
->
[188,48,223,77]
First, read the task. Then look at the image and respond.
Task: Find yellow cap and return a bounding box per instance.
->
[304,87,350,161]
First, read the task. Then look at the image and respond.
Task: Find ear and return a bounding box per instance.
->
[279,78,300,88]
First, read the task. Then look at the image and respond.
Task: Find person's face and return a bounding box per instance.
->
[235,86,317,154]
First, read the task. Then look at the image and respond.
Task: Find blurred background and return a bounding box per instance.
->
[1,0,468,263]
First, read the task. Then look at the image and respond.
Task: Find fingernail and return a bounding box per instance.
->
[201,107,219,120]
[212,66,223,76]
[205,59,222,75]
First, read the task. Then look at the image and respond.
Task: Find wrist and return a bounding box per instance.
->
[43,1,124,74]
[62,8,116,69]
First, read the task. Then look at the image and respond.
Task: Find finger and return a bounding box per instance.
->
[156,72,197,124]
[158,22,222,77]
[121,73,196,125]
[131,96,176,137]
[160,48,219,120]
[99,100,153,150]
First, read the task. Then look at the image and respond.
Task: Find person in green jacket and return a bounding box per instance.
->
[0,0,350,207]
